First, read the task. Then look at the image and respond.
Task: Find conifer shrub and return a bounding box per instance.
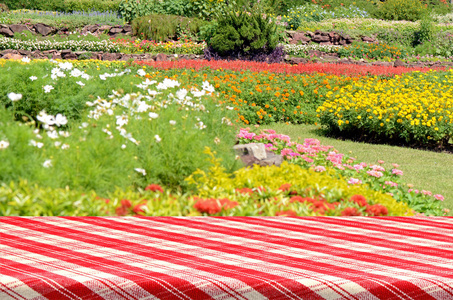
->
[206,8,282,62]
[132,14,207,42]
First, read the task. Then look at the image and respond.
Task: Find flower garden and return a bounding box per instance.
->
[0,0,452,217]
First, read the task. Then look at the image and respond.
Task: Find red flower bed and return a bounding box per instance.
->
[135,59,442,76]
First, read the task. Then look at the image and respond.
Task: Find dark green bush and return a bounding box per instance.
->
[119,0,194,23]
[208,8,279,58]
[132,14,207,42]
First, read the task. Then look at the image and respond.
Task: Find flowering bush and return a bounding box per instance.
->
[111,37,206,54]
[0,37,120,52]
[336,41,409,60]
[236,128,447,216]
[317,69,453,150]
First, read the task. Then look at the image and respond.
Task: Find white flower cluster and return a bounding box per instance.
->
[0,37,120,52]
[283,43,342,56]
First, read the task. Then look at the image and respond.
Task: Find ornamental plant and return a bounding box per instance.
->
[374,0,427,21]
[207,5,280,61]
[336,41,409,60]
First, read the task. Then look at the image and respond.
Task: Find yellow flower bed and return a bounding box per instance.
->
[317,69,453,148]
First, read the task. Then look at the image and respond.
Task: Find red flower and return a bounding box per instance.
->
[133,200,148,215]
[194,198,239,215]
[236,188,254,195]
[366,204,388,216]
[341,207,362,216]
[275,210,298,217]
[121,199,132,208]
[145,184,164,193]
[278,183,292,191]
[350,195,368,207]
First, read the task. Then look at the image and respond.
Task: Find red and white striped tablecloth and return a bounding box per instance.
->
[1,217,453,300]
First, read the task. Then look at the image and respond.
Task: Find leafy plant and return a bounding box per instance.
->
[374,0,427,21]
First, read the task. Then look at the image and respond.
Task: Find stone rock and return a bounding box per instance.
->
[361,36,375,43]
[34,23,54,36]
[312,34,330,43]
[109,27,123,34]
[372,61,393,67]
[63,53,78,60]
[0,27,14,37]
[156,53,168,61]
[393,59,405,67]
[18,49,32,56]
[2,53,23,60]
[290,32,311,45]
[9,24,29,33]
[308,50,323,57]
[288,57,307,64]
[99,25,112,32]
[1,49,16,55]
[85,25,99,33]
[52,53,62,60]
[102,53,121,61]
[233,143,283,167]
[233,143,267,160]
[123,25,132,33]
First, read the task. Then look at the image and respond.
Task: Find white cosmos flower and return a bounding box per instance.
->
[81,73,91,80]
[135,168,146,176]
[154,135,161,143]
[195,121,207,130]
[116,115,128,127]
[70,69,83,77]
[149,112,159,119]
[43,85,54,93]
[29,140,44,148]
[148,89,159,96]
[54,141,61,147]
[121,144,126,149]
[0,140,9,149]
[47,131,59,139]
[176,88,188,100]
[43,159,52,168]
[29,76,38,81]
[202,81,215,93]
[81,122,89,128]
[54,114,68,127]
[59,62,73,70]
[8,92,22,102]
[37,111,55,126]
[99,74,106,80]
[59,131,70,137]
[156,78,180,90]
[137,69,146,76]
[143,79,156,85]
[61,144,70,150]
[21,57,31,63]
[169,120,176,125]
[76,81,85,86]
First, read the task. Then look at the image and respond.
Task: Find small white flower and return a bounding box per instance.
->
[116,115,128,127]
[54,114,68,127]
[121,144,126,149]
[59,62,73,70]
[99,74,106,80]
[169,120,176,125]
[154,135,161,143]
[70,69,83,77]
[8,92,22,102]
[21,57,31,63]
[54,141,62,147]
[29,140,44,148]
[61,144,70,150]
[149,112,159,119]
[59,131,70,138]
[43,159,52,168]
[0,140,9,150]
[47,131,59,139]
[76,81,85,87]
[137,69,146,76]
[135,168,146,176]
[214,137,221,144]
[81,122,89,128]
[29,76,38,81]
[195,121,207,130]
[43,85,54,93]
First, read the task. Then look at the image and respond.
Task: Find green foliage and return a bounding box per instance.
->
[0,3,9,12]
[414,14,435,45]
[118,0,154,23]
[188,0,230,20]
[118,0,194,23]
[374,0,427,21]
[336,41,409,60]
[209,8,279,57]
[132,14,207,42]
[2,0,120,12]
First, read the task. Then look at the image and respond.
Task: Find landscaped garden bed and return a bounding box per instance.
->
[0,0,452,217]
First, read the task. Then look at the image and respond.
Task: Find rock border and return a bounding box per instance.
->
[0,23,132,37]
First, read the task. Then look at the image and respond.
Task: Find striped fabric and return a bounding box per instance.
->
[1,217,453,300]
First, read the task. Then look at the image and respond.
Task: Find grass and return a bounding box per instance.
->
[262,123,453,213]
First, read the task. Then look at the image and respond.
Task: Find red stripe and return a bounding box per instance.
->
[148,217,452,299]
[299,217,453,243]
[372,217,453,230]
[0,259,93,300]
[1,217,320,300]
[0,281,25,300]
[73,217,439,300]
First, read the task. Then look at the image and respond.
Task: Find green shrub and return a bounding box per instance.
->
[118,0,154,23]
[208,8,279,58]
[0,3,9,12]
[119,0,193,23]
[374,0,427,21]
[413,14,435,45]
[63,0,121,13]
[132,14,207,42]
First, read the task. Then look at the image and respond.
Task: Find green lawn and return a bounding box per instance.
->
[262,123,453,214]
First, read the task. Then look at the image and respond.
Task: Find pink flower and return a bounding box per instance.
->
[392,169,404,176]
[370,165,385,172]
[434,194,445,201]
[367,170,383,178]
[392,163,399,168]
[421,190,432,196]
[384,181,398,187]
[348,178,362,185]
[314,166,326,172]
[353,164,364,171]
[378,160,385,164]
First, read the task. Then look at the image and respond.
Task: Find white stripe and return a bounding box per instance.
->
[0,274,46,300]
